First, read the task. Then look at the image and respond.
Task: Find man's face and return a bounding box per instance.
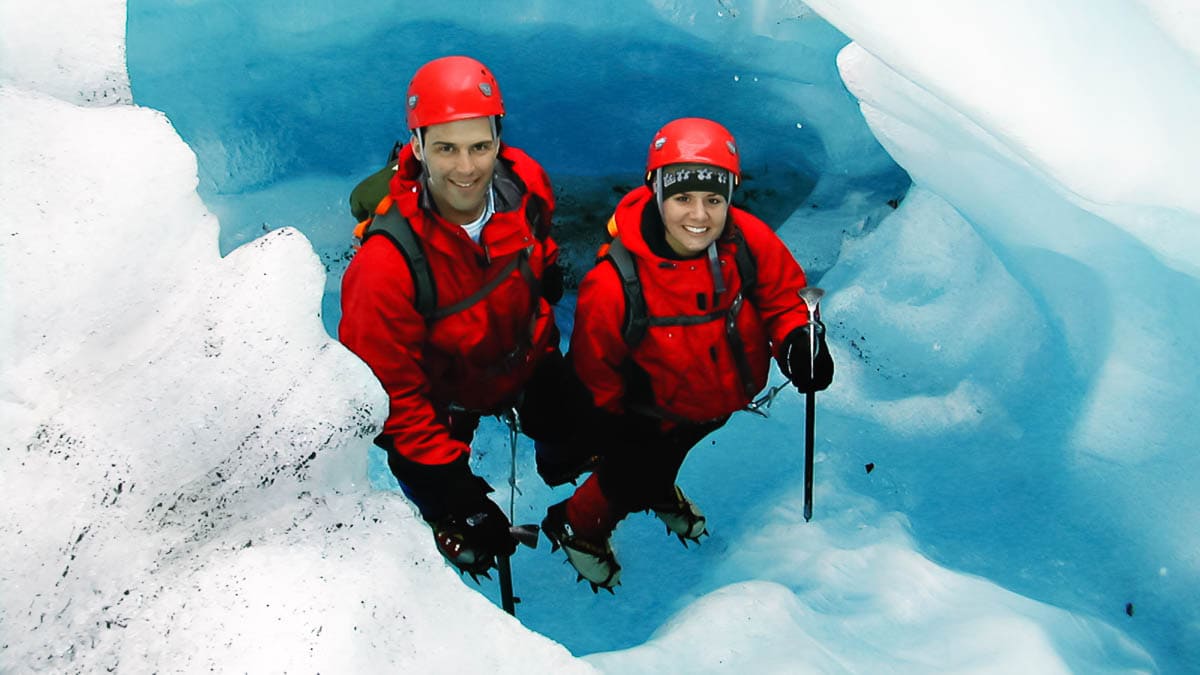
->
[412,117,498,225]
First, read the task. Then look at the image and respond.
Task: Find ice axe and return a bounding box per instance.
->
[797,286,824,522]
[496,409,541,616]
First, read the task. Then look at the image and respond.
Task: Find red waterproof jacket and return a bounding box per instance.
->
[571,185,810,425]
[340,143,559,466]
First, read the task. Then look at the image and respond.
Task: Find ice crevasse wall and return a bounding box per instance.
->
[808,0,1200,524]
[0,0,592,672]
[806,0,1200,659]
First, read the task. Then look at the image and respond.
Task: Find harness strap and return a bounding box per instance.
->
[647,310,727,328]
[363,205,540,330]
[607,225,762,414]
[480,248,542,379]
[363,205,544,392]
[724,293,759,400]
[431,248,530,320]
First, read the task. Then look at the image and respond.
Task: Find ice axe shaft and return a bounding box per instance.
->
[497,554,516,615]
[495,525,538,617]
[803,391,815,521]
[797,286,824,522]
[494,410,536,616]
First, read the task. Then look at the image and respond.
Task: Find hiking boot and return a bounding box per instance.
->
[651,485,708,547]
[542,500,621,593]
[535,441,603,487]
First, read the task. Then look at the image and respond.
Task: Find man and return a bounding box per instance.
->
[340,55,573,578]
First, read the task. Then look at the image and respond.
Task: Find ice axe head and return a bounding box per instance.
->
[797,286,825,376]
[798,286,824,313]
[510,524,540,549]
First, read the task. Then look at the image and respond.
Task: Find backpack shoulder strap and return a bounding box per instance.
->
[604,238,649,347]
[729,226,757,293]
[362,206,437,318]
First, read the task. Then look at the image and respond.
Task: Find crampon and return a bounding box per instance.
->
[542,501,621,593]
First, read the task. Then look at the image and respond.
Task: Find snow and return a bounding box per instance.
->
[3,0,1196,673]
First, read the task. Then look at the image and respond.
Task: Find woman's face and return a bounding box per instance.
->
[661,190,729,257]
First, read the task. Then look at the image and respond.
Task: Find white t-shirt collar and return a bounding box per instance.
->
[460,185,495,244]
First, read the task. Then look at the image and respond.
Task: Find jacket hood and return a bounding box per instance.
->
[610,185,659,260]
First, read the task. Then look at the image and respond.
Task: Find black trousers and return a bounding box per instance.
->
[595,416,729,514]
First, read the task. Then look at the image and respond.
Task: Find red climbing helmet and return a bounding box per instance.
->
[405,56,505,130]
[645,117,741,180]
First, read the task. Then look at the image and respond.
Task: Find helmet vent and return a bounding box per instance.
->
[407,94,419,110]
[726,140,737,155]
[478,83,493,97]
[654,137,667,150]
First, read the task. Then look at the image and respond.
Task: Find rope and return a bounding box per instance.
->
[744,381,790,418]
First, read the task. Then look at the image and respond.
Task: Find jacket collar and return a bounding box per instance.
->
[388,143,539,259]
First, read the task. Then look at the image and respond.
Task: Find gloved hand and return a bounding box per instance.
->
[778,323,834,393]
[431,496,517,578]
[383,448,516,575]
[541,260,564,304]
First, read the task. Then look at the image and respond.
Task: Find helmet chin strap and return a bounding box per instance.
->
[414,127,428,177]
[654,167,665,221]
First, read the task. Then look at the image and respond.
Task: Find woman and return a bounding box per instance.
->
[541,117,835,591]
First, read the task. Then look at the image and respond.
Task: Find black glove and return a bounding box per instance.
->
[541,260,564,304]
[383,447,516,574]
[430,496,517,578]
[779,323,834,393]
